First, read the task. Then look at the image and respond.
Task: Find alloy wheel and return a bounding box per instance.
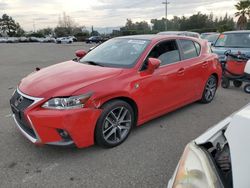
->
[102,107,132,144]
[205,76,217,102]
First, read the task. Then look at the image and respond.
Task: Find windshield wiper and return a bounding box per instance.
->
[215,45,249,48]
[225,46,249,48]
[214,45,224,47]
[83,61,103,67]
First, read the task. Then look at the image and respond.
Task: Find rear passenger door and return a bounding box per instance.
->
[177,39,204,100]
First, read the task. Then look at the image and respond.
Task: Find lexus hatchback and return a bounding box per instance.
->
[10,35,221,148]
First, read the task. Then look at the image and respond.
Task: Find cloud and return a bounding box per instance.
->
[0,0,237,30]
[0,2,9,10]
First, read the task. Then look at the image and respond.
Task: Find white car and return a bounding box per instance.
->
[56,37,73,44]
[168,103,250,188]
[0,37,7,43]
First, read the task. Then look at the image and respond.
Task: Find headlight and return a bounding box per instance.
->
[42,93,92,110]
[169,142,223,188]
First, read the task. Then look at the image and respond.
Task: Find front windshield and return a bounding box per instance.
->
[80,38,150,68]
[214,33,250,48]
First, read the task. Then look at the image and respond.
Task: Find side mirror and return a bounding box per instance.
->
[147,58,161,74]
[75,50,87,58]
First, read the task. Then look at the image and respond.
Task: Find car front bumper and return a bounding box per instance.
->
[10,89,102,148]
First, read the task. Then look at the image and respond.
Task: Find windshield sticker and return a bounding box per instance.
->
[128,40,146,45]
[219,34,225,39]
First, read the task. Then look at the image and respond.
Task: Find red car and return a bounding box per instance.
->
[10,35,221,148]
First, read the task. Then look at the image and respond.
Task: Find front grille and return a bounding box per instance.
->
[10,90,37,138]
[10,91,34,110]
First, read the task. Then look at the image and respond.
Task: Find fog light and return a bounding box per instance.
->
[57,129,71,140]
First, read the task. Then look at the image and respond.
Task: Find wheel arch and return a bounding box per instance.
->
[99,96,139,126]
[211,73,219,86]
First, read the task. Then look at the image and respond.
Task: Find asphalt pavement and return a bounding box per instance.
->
[0,42,249,188]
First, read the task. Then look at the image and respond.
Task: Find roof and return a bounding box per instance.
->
[223,30,250,34]
[117,34,161,40]
[117,34,202,42]
[158,31,199,35]
[201,32,220,35]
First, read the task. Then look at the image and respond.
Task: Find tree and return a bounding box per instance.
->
[55,12,76,37]
[121,19,151,35]
[235,0,250,30]
[39,27,54,36]
[0,14,24,37]
[151,18,166,31]
[215,14,235,32]
[54,27,71,37]
[58,12,76,28]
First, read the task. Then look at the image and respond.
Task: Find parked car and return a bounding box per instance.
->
[85,36,103,43]
[56,37,73,44]
[158,31,201,39]
[6,37,19,43]
[212,30,250,63]
[201,32,220,45]
[68,36,77,42]
[10,35,221,148]
[168,103,250,188]
[42,37,56,43]
[29,37,44,43]
[19,37,29,43]
[0,37,7,43]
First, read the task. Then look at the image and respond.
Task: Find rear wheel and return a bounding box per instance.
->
[200,75,217,103]
[233,80,243,88]
[95,100,135,148]
[221,77,230,88]
[244,84,250,94]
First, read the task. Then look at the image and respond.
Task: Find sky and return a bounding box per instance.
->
[0,0,238,31]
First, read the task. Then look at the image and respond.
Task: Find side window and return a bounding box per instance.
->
[147,40,180,66]
[179,40,198,60]
[194,42,201,55]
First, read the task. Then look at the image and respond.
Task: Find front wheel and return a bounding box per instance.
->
[95,100,135,148]
[244,84,250,94]
[200,75,217,103]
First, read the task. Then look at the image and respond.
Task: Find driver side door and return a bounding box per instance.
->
[135,40,186,122]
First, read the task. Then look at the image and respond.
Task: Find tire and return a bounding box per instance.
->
[233,80,243,88]
[95,100,135,148]
[200,75,217,104]
[244,84,250,94]
[221,77,230,88]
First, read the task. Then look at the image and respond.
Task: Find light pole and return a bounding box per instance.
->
[162,0,170,31]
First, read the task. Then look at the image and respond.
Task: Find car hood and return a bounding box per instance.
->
[212,46,250,62]
[19,61,122,98]
[195,103,250,188]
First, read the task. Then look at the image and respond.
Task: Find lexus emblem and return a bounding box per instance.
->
[14,96,23,107]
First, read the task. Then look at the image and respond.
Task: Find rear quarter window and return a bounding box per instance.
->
[179,40,199,60]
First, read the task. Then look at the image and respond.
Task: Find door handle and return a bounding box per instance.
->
[177,68,185,75]
[202,62,208,68]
